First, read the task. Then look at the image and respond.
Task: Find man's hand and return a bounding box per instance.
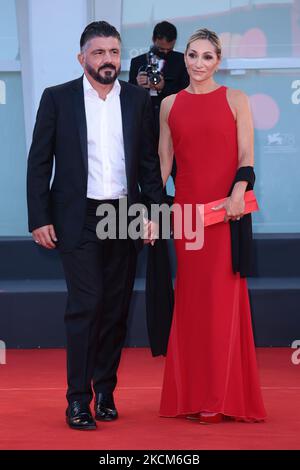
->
[32,224,58,249]
[136,72,150,89]
[150,75,165,92]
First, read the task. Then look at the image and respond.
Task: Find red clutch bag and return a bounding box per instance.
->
[203,190,259,227]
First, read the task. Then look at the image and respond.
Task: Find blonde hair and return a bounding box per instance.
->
[185,28,222,59]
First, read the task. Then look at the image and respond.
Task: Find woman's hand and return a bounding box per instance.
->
[212,195,245,222]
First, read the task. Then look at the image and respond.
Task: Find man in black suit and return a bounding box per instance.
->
[129,21,189,138]
[27,21,163,430]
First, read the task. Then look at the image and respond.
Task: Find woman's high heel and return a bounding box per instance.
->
[198,412,223,424]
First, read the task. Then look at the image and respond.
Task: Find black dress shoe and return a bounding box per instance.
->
[94,392,118,421]
[66,401,97,430]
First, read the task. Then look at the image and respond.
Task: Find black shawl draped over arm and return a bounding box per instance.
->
[228,166,256,278]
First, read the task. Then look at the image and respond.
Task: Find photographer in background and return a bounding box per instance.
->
[129,21,189,138]
[129,22,187,357]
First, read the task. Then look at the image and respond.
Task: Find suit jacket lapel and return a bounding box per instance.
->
[72,76,88,175]
[119,81,133,186]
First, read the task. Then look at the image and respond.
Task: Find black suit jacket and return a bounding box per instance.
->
[27,76,163,252]
[129,50,189,102]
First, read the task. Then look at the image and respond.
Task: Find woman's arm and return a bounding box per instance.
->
[230,89,254,204]
[214,89,255,221]
[158,95,176,187]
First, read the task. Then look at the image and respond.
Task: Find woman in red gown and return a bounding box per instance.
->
[158,28,266,423]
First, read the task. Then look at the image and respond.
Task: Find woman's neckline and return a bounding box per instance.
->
[182,85,224,96]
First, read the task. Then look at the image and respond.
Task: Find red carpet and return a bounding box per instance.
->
[0,348,299,450]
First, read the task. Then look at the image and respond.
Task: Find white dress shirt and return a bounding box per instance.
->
[83,74,127,200]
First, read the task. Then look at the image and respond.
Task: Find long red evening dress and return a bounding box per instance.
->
[159,87,266,421]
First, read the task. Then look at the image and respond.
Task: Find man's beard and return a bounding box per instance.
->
[86,62,120,84]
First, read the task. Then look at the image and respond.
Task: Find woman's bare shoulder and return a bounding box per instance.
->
[161,93,178,115]
[226,87,249,105]
[226,88,251,118]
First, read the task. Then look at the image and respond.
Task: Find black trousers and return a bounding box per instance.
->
[59,198,137,404]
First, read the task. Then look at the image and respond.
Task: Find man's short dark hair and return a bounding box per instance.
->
[80,21,121,50]
[152,21,177,42]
